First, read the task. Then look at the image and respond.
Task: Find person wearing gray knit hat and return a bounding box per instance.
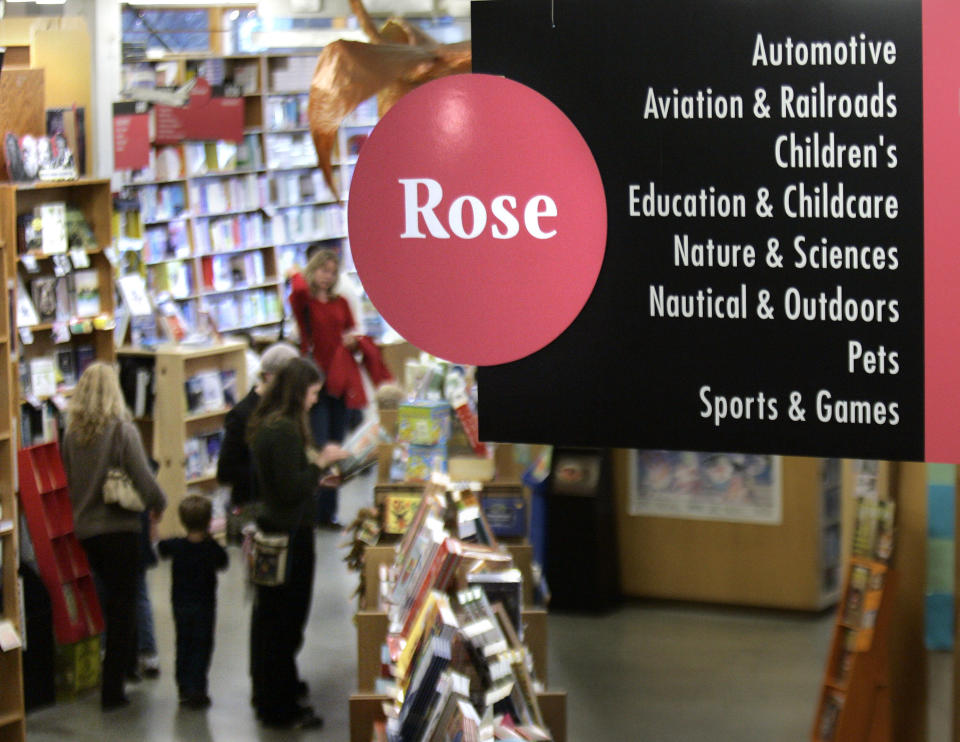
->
[217,342,309,507]
[257,342,301,379]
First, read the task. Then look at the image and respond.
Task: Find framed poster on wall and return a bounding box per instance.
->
[628,451,782,524]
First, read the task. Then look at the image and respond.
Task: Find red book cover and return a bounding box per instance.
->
[201,255,214,290]
[454,402,487,456]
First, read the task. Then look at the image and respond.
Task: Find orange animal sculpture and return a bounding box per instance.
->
[308,0,472,198]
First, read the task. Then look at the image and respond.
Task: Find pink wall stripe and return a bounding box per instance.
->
[923,0,960,462]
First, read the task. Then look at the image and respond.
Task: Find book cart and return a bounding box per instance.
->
[813,461,898,742]
[0,239,25,742]
[116,341,247,538]
[348,438,567,741]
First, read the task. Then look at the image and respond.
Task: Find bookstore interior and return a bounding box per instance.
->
[0,2,952,742]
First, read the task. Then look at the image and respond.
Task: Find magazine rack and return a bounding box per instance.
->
[17,442,103,644]
[813,461,897,742]
[813,562,895,742]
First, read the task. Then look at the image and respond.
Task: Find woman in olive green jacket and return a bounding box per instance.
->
[247,357,344,729]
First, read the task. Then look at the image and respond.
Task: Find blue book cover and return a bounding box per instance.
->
[481,496,527,538]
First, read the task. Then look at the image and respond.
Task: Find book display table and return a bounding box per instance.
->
[347,479,567,742]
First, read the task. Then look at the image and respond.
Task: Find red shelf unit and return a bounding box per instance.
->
[17,442,103,644]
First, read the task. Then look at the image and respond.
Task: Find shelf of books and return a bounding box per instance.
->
[0,239,25,742]
[350,478,565,742]
[0,179,116,449]
[118,50,371,342]
[813,461,896,742]
[116,341,247,539]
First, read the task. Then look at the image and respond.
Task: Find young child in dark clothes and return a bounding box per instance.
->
[157,495,229,708]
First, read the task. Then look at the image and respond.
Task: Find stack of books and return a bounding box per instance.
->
[184,369,237,414]
[268,56,315,91]
[264,131,317,170]
[137,183,186,223]
[194,212,267,254]
[185,431,224,480]
[189,173,263,216]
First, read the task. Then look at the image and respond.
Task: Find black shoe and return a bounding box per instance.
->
[292,709,323,730]
[317,519,342,532]
[261,706,323,730]
[180,693,212,709]
[102,696,131,711]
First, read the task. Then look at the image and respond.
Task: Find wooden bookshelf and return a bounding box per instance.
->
[0,239,25,742]
[117,341,247,538]
[0,178,117,447]
[117,50,371,342]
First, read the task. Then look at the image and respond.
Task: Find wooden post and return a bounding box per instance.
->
[890,462,927,742]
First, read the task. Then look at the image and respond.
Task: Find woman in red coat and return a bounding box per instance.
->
[288,248,356,527]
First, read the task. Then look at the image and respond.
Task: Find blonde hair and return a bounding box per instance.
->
[66,362,131,446]
[304,248,340,297]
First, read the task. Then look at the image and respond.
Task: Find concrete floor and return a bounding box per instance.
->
[26,474,952,740]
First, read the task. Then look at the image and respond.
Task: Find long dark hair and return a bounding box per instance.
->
[247,357,321,445]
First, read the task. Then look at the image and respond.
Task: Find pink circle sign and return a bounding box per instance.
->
[348,74,607,366]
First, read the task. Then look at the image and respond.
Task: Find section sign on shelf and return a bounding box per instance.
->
[154,78,244,145]
[457,0,960,463]
[113,102,151,171]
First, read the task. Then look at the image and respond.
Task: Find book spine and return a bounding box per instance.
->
[402,538,451,637]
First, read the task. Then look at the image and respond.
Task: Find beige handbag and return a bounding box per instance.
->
[102,467,145,511]
[102,424,145,511]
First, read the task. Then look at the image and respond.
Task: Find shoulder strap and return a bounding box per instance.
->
[111,419,126,469]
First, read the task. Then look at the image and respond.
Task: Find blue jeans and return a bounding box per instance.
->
[135,570,157,656]
[174,601,215,697]
[309,390,347,524]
